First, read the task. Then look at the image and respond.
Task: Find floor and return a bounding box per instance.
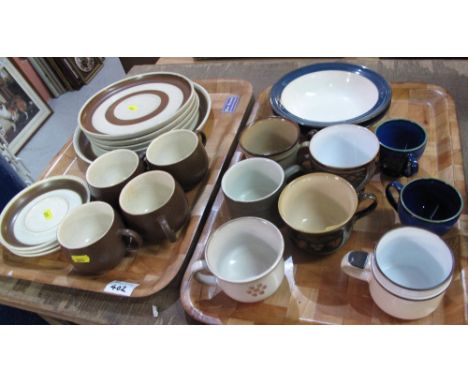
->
[18,58,126,179]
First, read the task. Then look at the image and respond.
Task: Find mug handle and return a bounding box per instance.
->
[296,140,310,164]
[341,251,372,282]
[403,153,418,177]
[192,259,217,286]
[156,215,177,242]
[284,164,303,180]
[385,180,404,211]
[196,131,207,146]
[118,228,143,251]
[354,192,378,220]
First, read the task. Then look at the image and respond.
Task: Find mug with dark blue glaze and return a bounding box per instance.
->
[376,119,427,177]
[385,178,463,235]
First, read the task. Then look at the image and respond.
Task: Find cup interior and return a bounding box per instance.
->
[310,124,379,168]
[57,201,114,249]
[205,217,284,283]
[279,173,357,233]
[240,118,299,156]
[401,179,463,221]
[376,119,426,151]
[146,130,198,166]
[222,158,284,202]
[119,171,175,215]
[376,227,453,290]
[86,149,139,188]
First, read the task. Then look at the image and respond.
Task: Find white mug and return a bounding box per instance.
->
[191,217,285,303]
[341,226,454,320]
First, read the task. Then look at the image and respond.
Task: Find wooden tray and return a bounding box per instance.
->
[0,79,253,298]
[180,82,468,324]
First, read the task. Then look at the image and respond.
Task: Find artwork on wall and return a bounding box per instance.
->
[64,57,104,84]
[0,58,52,153]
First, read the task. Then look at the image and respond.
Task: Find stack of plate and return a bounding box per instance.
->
[74,72,212,161]
[0,176,90,257]
[270,62,392,129]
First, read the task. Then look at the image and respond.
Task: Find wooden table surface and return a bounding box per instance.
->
[1,58,468,324]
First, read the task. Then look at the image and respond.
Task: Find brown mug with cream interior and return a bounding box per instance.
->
[57,201,142,274]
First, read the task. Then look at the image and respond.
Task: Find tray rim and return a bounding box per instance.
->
[0,78,254,299]
[179,81,468,324]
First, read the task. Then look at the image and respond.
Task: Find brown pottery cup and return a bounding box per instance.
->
[239,117,302,169]
[278,172,377,255]
[300,124,380,192]
[57,201,142,274]
[119,170,190,243]
[85,149,144,207]
[145,130,209,191]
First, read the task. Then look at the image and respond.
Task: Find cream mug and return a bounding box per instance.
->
[341,226,454,320]
[191,217,285,303]
[278,172,377,255]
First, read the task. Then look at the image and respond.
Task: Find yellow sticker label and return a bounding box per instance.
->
[71,255,90,263]
[128,104,138,111]
[43,208,53,220]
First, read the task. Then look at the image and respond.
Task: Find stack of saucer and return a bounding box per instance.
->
[74,72,211,160]
[0,176,90,257]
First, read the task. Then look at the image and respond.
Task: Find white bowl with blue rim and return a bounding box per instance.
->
[270,63,392,129]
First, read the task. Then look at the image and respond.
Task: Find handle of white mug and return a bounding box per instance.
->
[192,259,217,286]
[156,215,177,242]
[341,251,372,282]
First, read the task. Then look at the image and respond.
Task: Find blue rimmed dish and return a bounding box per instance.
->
[270,62,392,129]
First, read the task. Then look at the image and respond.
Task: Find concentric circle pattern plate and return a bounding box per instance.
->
[79,72,194,138]
[270,63,392,128]
[0,175,90,251]
[13,189,83,245]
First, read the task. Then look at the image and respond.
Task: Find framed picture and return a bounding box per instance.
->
[65,57,103,84]
[0,58,52,153]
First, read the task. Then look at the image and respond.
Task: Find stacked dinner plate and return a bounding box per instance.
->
[74,72,212,161]
[0,176,90,257]
[270,62,392,129]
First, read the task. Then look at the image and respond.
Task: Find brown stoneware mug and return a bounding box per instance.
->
[86,149,144,207]
[239,117,302,168]
[119,170,190,243]
[278,172,378,255]
[57,201,142,275]
[145,130,209,191]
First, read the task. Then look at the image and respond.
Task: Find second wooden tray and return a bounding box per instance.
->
[180,82,468,324]
[0,79,253,298]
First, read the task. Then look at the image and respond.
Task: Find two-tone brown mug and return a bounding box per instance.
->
[239,117,302,168]
[119,170,190,243]
[57,201,142,274]
[85,149,144,207]
[278,172,377,255]
[146,130,209,191]
[301,124,380,191]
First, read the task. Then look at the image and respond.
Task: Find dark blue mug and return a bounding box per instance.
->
[375,119,427,177]
[0,155,26,213]
[385,178,463,235]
